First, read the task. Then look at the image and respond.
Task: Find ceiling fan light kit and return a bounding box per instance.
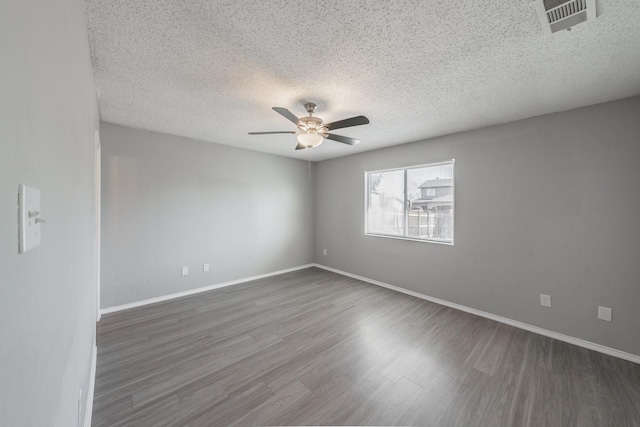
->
[296,103,327,148]
[297,131,325,148]
[249,102,370,151]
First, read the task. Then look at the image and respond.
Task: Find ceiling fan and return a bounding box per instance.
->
[249,103,370,150]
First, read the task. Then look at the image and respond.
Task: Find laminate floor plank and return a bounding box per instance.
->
[227,379,312,427]
[398,370,458,427]
[93,267,640,426]
[329,370,396,426]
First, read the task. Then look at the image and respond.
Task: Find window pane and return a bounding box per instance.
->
[407,163,454,242]
[367,169,405,236]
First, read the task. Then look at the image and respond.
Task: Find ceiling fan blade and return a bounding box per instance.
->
[295,143,306,150]
[272,107,300,125]
[324,115,369,131]
[248,131,296,135]
[326,133,360,145]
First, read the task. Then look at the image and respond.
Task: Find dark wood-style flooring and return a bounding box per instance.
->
[93,267,640,426]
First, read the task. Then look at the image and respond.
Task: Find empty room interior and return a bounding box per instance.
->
[3,0,640,426]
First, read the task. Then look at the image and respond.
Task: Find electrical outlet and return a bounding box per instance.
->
[598,306,612,322]
[323,249,327,255]
[540,294,551,307]
[203,263,210,272]
[181,266,188,276]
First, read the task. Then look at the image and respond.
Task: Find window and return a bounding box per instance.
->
[424,188,436,197]
[365,160,454,244]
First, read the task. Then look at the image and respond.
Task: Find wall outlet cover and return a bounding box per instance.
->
[181,266,189,276]
[540,294,551,307]
[598,306,612,322]
[203,263,210,272]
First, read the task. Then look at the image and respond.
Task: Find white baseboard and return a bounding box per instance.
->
[313,263,640,365]
[101,264,315,315]
[84,343,97,427]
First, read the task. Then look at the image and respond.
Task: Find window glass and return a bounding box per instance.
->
[366,169,405,236]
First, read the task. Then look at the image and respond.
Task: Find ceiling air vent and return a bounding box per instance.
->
[534,0,596,34]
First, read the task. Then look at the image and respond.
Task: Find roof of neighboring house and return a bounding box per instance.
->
[419,178,453,188]
[412,194,453,204]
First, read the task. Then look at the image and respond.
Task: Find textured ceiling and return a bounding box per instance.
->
[85,0,640,161]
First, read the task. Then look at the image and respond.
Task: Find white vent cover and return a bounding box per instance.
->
[534,0,596,34]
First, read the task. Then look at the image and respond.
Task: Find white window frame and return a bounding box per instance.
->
[364,160,455,245]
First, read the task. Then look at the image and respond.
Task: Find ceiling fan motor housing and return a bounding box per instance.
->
[297,116,326,133]
[298,103,328,135]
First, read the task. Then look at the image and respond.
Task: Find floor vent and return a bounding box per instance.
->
[534,0,596,34]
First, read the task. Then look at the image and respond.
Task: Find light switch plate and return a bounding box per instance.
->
[18,184,42,253]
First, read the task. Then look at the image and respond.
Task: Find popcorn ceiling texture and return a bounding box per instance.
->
[85,0,640,161]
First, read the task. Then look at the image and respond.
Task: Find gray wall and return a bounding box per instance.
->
[100,123,315,308]
[315,96,640,356]
[0,0,99,425]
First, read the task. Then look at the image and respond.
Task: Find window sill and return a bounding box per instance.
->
[365,233,454,245]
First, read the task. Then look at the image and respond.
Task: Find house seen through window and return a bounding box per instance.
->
[366,160,454,243]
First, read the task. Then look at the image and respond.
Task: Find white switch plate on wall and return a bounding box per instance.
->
[203,263,210,272]
[181,266,189,276]
[18,184,42,253]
